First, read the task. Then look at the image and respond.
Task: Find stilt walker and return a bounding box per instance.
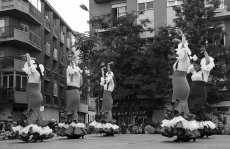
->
[56,51,86,139]
[90,62,119,136]
[188,47,216,138]
[12,53,54,142]
[160,29,200,142]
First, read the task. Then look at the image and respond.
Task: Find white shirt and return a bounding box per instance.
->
[188,57,215,82]
[66,64,82,87]
[100,72,115,92]
[173,42,191,72]
[22,60,44,83]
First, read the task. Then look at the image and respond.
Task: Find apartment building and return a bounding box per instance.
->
[90,0,230,43]
[0,0,88,123]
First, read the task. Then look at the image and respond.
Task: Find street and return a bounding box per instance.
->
[1,134,230,149]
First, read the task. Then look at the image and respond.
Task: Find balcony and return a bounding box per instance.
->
[60,31,65,44]
[94,0,111,3]
[44,18,52,32]
[214,6,230,20]
[0,56,25,72]
[67,38,71,49]
[0,0,42,24]
[45,42,51,56]
[53,25,59,38]
[0,26,42,51]
[54,72,59,81]
[53,48,58,61]
[60,54,66,64]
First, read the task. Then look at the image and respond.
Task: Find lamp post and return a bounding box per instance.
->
[80,4,94,18]
[80,4,100,34]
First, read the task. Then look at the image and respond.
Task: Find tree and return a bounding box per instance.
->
[85,12,159,123]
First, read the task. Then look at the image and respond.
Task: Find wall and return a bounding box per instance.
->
[167,6,176,26]
[138,9,154,38]
[127,0,137,12]
[89,0,112,17]
[154,0,167,33]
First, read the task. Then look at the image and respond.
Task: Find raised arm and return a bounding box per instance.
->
[176,28,186,46]
[201,47,210,65]
[26,53,31,66]
[107,63,111,75]
[100,67,105,86]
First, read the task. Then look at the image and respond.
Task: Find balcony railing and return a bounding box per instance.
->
[0,25,41,50]
[28,2,42,23]
[0,56,24,71]
[53,25,59,38]
[53,48,58,61]
[45,42,51,56]
[60,54,66,63]
[67,38,71,49]
[44,18,52,32]
[60,31,65,43]
[29,30,41,48]
[0,0,42,24]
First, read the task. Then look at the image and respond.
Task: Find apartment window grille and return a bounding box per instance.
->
[146,1,154,9]
[138,1,154,10]
[112,3,127,17]
[167,0,182,7]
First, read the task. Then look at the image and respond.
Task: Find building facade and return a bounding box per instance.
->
[89,0,230,124]
[0,0,88,123]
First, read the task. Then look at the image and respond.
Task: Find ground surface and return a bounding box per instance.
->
[1,134,229,149]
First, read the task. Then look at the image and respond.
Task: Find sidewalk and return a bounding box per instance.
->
[1,134,230,149]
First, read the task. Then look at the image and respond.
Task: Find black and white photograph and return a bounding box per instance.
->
[0,0,230,148]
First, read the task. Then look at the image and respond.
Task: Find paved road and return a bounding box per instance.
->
[1,134,230,149]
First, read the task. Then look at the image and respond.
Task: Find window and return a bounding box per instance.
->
[0,20,5,35]
[22,76,27,89]
[112,3,127,18]
[16,76,21,89]
[2,75,14,88]
[138,3,145,10]
[3,76,7,87]
[167,0,182,7]
[28,0,41,12]
[37,0,41,12]
[53,81,58,97]
[9,75,13,87]
[146,1,154,9]
[138,1,154,11]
